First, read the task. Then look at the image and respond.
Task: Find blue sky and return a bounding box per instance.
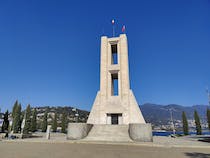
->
[0,0,209,112]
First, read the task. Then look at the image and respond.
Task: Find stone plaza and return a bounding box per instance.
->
[1,133,210,158]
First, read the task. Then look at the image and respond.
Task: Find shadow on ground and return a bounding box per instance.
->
[188,135,210,143]
[30,135,43,138]
[197,136,210,143]
[185,152,210,158]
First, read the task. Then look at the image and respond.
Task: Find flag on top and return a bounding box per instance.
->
[122,25,126,33]
[112,19,115,25]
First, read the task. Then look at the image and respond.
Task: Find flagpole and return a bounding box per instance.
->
[112,19,115,37]
[113,25,115,37]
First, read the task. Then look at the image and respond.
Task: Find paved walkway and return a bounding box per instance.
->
[0,141,210,158]
[3,133,210,148]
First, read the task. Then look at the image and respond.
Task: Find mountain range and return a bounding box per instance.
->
[140,103,209,125]
[1,104,209,127]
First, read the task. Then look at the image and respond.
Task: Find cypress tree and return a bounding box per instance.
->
[52,112,57,132]
[18,104,23,132]
[2,110,9,133]
[20,109,24,131]
[13,104,21,133]
[11,100,18,131]
[12,100,18,119]
[31,108,37,132]
[182,111,189,135]
[23,104,31,134]
[61,112,67,133]
[207,108,210,130]
[194,110,202,135]
[42,110,48,132]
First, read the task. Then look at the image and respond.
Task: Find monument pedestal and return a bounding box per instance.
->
[67,123,93,140]
[67,123,153,142]
[129,123,153,142]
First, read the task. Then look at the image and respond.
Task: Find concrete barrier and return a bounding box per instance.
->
[67,123,93,140]
[129,123,153,142]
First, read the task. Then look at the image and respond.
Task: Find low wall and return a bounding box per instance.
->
[21,133,32,139]
[129,123,153,142]
[67,123,93,140]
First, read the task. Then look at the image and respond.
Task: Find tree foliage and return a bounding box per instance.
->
[23,104,31,134]
[52,112,57,132]
[182,111,189,135]
[42,110,48,132]
[2,110,9,133]
[13,103,22,133]
[11,100,18,131]
[61,112,67,133]
[194,110,202,135]
[12,100,18,119]
[207,108,210,131]
[31,108,37,132]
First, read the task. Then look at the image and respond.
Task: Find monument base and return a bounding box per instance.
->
[129,123,153,142]
[20,133,32,139]
[67,123,153,142]
[67,123,93,140]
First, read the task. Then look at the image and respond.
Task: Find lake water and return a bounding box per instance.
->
[153,131,210,136]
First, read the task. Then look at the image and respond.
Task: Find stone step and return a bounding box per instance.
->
[84,125,133,142]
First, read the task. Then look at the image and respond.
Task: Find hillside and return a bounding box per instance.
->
[3,104,207,129]
[140,103,209,126]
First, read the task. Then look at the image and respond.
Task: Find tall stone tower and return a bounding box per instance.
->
[87,34,145,125]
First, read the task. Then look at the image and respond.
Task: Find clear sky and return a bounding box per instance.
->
[0,0,210,112]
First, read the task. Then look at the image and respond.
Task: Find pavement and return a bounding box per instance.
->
[0,133,210,158]
[2,132,210,148]
[0,141,210,158]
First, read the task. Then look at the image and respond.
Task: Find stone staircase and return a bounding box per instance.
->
[83,125,133,142]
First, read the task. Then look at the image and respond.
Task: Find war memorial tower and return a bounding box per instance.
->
[87,34,145,125]
[67,34,152,142]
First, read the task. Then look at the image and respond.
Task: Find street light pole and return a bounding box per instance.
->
[169,108,176,135]
[206,87,210,107]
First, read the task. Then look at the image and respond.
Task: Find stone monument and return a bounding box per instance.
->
[87,34,145,125]
[67,34,152,142]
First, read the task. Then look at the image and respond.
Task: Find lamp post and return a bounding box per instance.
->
[169,108,176,135]
[206,87,210,107]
